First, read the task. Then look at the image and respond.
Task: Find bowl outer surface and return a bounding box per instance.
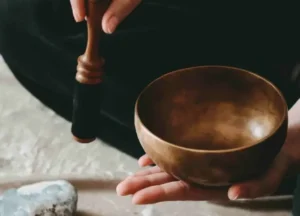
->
[135,112,287,186]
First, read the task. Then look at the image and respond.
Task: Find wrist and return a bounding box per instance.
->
[281,100,300,174]
[288,98,300,127]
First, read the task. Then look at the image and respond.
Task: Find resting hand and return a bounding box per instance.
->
[117,99,300,204]
[70,0,141,34]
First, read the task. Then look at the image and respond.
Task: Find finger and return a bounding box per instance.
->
[70,0,86,22]
[228,152,290,200]
[122,166,162,186]
[116,172,176,196]
[132,181,228,204]
[102,0,141,34]
[134,166,162,176]
[138,155,154,167]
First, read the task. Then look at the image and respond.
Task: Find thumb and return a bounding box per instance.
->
[228,152,291,200]
[102,0,141,34]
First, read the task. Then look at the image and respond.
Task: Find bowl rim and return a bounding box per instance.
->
[135,65,288,153]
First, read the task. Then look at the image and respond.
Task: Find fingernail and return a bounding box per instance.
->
[230,188,249,200]
[105,16,118,34]
[228,188,242,200]
[132,195,143,205]
[72,10,81,22]
[116,184,124,196]
[228,192,239,201]
[138,161,145,167]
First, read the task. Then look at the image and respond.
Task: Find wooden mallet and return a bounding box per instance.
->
[72,0,110,143]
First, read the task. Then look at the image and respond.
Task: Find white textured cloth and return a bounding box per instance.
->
[0,55,292,215]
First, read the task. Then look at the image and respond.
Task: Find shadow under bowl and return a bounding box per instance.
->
[134,65,288,186]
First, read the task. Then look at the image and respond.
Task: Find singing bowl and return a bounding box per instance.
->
[134,65,288,187]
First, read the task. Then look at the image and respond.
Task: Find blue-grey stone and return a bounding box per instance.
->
[0,180,77,216]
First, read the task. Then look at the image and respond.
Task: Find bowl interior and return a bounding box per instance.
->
[136,66,286,151]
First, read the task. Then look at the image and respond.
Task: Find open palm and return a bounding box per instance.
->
[117,152,290,205]
[117,155,230,204]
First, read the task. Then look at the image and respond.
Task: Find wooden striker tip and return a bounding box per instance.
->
[73,136,96,144]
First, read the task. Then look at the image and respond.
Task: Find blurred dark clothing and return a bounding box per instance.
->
[0,1,300,212]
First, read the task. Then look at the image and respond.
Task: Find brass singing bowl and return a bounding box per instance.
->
[134,65,288,187]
